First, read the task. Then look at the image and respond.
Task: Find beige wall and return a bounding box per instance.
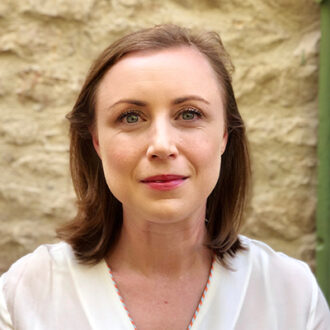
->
[0,0,320,273]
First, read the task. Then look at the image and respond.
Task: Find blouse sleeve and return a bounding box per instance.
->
[0,274,13,329]
[307,273,330,330]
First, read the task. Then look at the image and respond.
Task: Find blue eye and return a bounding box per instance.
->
[126,113,139,123]
[180,108,202,120]
[182,111,195,120]
[119,111,142,124]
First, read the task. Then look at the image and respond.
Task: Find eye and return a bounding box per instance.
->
[126,113,139,123]
[118,110,143,124]
[178,108,203,121]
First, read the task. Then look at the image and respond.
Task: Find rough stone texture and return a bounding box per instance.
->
[0,0,320,273]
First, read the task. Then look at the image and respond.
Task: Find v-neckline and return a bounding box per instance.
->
[106,258,216,330]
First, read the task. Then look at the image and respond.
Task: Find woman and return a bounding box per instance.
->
[0,24,329,330]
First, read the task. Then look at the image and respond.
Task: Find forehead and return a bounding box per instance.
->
[97,46,224,104]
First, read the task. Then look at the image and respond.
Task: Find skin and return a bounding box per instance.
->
[92,46,228,329]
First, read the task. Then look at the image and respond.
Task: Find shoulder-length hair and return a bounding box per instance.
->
[56,24,251,267]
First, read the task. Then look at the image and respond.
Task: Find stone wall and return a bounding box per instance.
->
[0,0,320,273]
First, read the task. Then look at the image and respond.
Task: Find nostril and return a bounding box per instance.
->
[149,152,176,160]
[146,143,178,160]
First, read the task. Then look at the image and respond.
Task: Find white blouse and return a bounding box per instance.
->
[0,236,329,330]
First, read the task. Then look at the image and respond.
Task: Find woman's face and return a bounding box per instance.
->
[93,46,227,224]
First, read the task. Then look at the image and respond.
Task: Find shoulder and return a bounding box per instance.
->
[238,236,330,327]
[213,236,330,328]
[0,242,111,328]
[2,241,74,283]
[239,235,316,291]
[240,235,312,275]
[240,236,328,319]
[0,242,75,314]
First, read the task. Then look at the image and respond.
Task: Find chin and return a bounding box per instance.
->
[148,203,185,220]
[142,200,205,224]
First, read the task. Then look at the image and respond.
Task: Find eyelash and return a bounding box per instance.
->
[176,107,203,120]
[118,110,144,123]
[117,107,203,123]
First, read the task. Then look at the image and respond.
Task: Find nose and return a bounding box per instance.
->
[146,119,178,160]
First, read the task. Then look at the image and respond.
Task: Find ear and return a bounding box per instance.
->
[221,129,228,155]
[90,126,101,158]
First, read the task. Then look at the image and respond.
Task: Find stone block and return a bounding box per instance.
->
[20,0,96,21]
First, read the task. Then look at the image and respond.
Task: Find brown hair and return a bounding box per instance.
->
[57,24,251,267]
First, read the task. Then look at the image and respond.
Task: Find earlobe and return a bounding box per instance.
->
[90,128,101,158]
[221,130,228,155]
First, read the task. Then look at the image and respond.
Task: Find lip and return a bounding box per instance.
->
[140,174,188,191]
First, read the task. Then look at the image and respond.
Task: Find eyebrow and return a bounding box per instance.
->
[108,95,210,110]
[172,95,210,105]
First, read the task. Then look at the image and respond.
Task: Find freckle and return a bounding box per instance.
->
[164,301,168,304]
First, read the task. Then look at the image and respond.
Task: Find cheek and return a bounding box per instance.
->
[186,130,222,164]
[98,143,136,203]
[98,135,141,180]
[186,131,222,189]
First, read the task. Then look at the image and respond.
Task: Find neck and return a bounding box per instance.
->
[107,210,212,278]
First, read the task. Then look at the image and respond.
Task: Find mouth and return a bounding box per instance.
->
[140,174,188,191]
[141,174,188,183]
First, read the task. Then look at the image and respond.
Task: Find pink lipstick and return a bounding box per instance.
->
[141,175,188,191]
